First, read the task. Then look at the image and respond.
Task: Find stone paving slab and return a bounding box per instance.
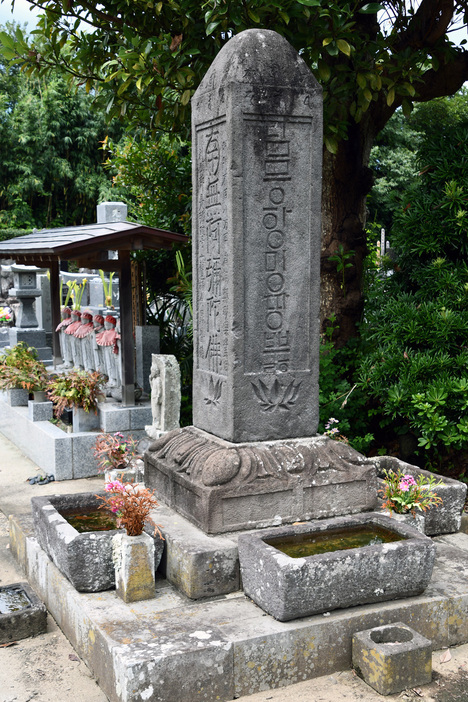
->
[9,512,468,702]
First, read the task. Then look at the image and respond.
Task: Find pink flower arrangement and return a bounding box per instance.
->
[97,481,163,537]
[0,306,12,325]
[381,468,443,515]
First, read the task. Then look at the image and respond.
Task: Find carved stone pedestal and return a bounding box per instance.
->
[145,427,378,534]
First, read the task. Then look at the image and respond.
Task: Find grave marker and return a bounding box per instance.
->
[146,30,378,534]
[192,28,322,442]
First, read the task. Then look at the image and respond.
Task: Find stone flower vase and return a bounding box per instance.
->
[384,510,426,534]
[105,459,144,486]
[112,531,156,603]
[72,406,100,433]
[33,390,47,403]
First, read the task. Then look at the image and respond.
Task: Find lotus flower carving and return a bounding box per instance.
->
[204,375,223,407]
[251,377,301,412]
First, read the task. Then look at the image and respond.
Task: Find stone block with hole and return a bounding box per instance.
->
[352,622,432,695]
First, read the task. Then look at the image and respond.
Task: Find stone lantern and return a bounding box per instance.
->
[9,264,52,361]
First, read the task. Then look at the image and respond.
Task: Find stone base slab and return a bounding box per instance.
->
[10,514,468,702]
[0,395,150,480]
[99,402,152,432]
[145,427,379,534]
[155,503,239,599]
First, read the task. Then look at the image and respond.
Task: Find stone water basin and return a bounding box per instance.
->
[237,512,435,622]
[0,582,47,644]
[31,492,164,592]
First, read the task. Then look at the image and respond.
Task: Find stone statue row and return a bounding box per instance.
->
[56,307,122,399]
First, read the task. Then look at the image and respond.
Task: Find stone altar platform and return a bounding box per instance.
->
[10,511,468,702]
[0,393,151,480]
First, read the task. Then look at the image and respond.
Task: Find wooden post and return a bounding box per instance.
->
[119,250,135,406]
[49,259,62,367]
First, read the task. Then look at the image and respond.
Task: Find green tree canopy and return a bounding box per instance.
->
[2,1,468,341]
[0,23,120,229]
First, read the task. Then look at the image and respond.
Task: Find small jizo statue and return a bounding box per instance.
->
[146,354,181,440]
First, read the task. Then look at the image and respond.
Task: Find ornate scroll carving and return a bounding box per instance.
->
[148,427,374,490]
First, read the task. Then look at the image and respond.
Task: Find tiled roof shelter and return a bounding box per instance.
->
[0,218,188,405]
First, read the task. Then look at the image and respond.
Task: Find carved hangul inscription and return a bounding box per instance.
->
[243,114,313,376]
[195,118,228,379]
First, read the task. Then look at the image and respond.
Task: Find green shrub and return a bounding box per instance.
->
[358,116,468,471]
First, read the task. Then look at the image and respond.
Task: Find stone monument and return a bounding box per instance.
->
[145,29,377,533]
[145,354,181,440]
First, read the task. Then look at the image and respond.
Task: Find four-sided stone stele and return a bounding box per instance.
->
[191,28,322,444]
[237,513,435,621]
[0,582,47,644]
[145,28,381,535]
[352,623,432,695]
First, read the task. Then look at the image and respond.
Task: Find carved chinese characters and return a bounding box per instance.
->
[195,122,228,383]
[192,29,322,443]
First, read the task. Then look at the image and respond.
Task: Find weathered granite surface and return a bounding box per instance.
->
[10,513,468,702]
[145,428,378,533]
[0,581,47,644]
[31,492,164,592]
[238,512,436,621]
[352,622,432,695]
[191,29,322,443]
[146,353,181,440]
[113,532,156,603]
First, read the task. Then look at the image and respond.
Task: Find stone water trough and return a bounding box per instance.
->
[0,581,47,644]
[31,493,164,592]
[238,512,435,622]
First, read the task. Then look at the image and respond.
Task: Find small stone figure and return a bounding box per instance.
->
[96,314,120,396]
[74,309,95,372]
[55,306,72,331]
[74,309,94,339]
[56,306,73,368]
[65,309,83,368]
[64,309,82,335]
[90,313,105,373]
[146,354,181,440]
[150,365,162,429]
[95,314,119,352]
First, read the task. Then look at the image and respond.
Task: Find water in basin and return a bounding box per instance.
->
[265,524,405,558]
[61,509,118,533]
[0,587,31,613]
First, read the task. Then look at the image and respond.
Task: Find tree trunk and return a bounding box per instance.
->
[320,116,377,346]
